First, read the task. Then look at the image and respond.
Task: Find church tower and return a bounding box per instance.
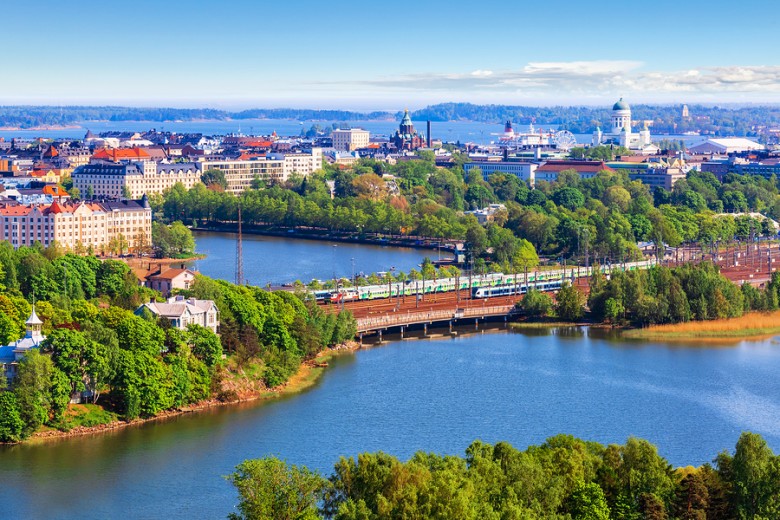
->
[24,306,44,341]
[611,98,632,136]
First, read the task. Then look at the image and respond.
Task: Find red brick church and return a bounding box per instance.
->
[391,109,426,150]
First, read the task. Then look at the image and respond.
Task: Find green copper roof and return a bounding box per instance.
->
[401,109,412,124]
[613,98,630,111]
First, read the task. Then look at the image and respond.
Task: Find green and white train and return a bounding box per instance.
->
[324,259,656,303]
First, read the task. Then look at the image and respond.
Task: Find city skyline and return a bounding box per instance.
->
[2,0,780,108]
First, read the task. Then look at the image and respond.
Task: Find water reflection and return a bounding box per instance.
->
[2,329,779,519]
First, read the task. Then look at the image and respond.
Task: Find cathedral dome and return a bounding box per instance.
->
[613,98,630,111]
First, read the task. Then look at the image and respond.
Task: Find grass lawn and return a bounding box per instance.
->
[61,403,119,430]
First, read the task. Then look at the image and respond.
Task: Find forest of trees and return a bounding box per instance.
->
[228,432,780,520]
[519,262,780,326]
[0,241,355,443]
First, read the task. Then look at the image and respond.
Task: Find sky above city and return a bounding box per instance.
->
[3,0,780,109]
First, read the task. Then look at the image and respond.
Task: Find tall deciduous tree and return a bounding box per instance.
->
[228,457,325,520]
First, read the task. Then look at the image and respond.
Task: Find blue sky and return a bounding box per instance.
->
[3,0,779,108]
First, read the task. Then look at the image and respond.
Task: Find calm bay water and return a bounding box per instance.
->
[190,231,450,284]
[1,327,779,519]
[0,119,561,145]
[0,118,706,147]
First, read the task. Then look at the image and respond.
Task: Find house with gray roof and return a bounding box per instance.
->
[137,296,219,334]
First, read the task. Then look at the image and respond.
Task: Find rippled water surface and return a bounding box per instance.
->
[1,328,779,519]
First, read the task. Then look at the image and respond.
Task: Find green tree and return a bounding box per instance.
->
[556,283,585,321]
[512,238,539,291]
[227,457,326,520]
[521,289,552,318]
[187,324,223,367]
[201,168,228,190]
[0,312,21,345]
[553,186,586,210]
[0,391,25,442]
[13,350,64,434]
[673,472,709,520]
[730,431,780,519]
[569,481,611,520]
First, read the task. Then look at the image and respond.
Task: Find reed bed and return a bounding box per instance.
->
[624,311,780,339]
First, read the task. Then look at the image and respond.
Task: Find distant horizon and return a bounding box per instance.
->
[3,100,780,114]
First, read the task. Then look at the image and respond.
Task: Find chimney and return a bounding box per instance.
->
[426,121,432,148]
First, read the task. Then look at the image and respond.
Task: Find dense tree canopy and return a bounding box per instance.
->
[231,433,779,520]
[0,241,356,441]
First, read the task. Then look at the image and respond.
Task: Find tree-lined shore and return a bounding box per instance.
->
[0,240,356,443]
[228,432,780,520]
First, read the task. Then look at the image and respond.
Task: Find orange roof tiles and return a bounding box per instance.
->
[42,185,69,197]
[0,206,32,216]
[93,147,151,161]
[149,268,191,281]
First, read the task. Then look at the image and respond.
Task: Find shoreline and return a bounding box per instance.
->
[621,310,780,341]
[0,124,81,131]
[26,342,360,444]
[192,224,460,255]
[511,314,780,342]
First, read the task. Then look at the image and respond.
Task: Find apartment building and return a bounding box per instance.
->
[332,128,370,151]
[73,161,202,198]
[0,196,152,252]
[201,148,322,194]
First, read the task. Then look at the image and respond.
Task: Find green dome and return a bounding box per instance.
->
[613,98,630,111]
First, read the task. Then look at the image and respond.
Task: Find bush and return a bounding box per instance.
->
[521,289,553,318]
[556,283,585,322]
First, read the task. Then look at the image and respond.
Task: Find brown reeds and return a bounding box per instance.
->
[624,311,780,339]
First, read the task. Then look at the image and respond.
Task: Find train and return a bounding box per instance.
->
[320,259,657,303]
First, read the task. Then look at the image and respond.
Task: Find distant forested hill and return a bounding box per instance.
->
[2,103,780,136]
[0,106,395,129]
[412,102,780,136]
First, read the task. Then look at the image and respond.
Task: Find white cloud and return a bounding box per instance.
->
[327,62,780,103]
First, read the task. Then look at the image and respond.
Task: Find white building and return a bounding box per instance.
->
[201,148,322,194]
[687,138,764,155]
[138,296,219,334]
[463,161,537,184]
[0,307,45,386]
[332,128,370,151]
[593,98,652,151]
[73,161,202,199]
[464,204,507,225]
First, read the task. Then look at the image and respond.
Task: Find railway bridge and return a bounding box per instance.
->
[356,303,518,336]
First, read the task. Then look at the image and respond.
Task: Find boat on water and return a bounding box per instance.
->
[496,120,556,147]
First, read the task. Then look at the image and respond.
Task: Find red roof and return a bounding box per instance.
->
[537,160,614,173]
[0,206,32,216]
[47,201,67,214]
[93,147,151,161]
[42,185,69,197]
[149,268,192,281]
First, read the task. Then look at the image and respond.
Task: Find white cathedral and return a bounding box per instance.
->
[592,98,654,151]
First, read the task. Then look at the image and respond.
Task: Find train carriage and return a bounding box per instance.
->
[320,259,657,303]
